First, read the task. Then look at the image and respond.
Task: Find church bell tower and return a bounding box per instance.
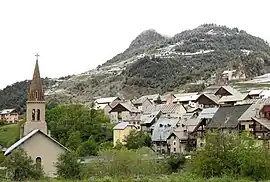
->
[23,54,47,137]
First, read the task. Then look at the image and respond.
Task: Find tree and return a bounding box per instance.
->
[46,104,112,156]
[123,130,151,150]
[76,138,98,157]
[67,131,82,151]
[55,151,81,179]
[3,148,43,181]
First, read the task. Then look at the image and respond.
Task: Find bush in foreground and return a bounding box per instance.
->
[3,148,43,181]
[190,131,270,180]
[82,147,167,178]
[55,151,81,180]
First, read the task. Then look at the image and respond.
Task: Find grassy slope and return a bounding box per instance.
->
[0,124,20,147]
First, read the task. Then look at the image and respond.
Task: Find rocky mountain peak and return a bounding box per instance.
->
[128,29,166,50]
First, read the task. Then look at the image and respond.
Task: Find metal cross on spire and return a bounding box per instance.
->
[35,53,40,60]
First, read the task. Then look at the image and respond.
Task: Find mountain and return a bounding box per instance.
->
[1,24,270,111]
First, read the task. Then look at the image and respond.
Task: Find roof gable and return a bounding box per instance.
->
[4,129,68,156]
[95,97,120,104]
[113,122,134,130]
[109,102,140,113]
[151,118,179,141]
[239,98,270,121]
[207,105,250,129]
[0,109,17,115]
[215,86,242,96]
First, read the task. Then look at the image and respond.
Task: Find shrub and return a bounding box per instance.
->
[82,148,167,178]
[123,130,152,150]
[55,151,81,179]
[167,154,186,173]
[189,131,270,180]
[3,148,43,181]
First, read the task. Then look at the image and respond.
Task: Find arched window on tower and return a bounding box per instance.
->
[32,109,35,121]
[36,157,41,170]
[37,109,40,121]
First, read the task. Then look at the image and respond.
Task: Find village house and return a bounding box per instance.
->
[0,109,19,123]
[248,89,264,99]
[132,94,160,110]
[173,92,200,107]
[206,104,251,133]
[94,96,121,110]
[103,100,125,117]
[167,118,199,154]
[222,70,237,82]
[212,85,251,106]
[109,102,141,123]
[143,103,187,118]
[151,117,179,153]
[259,90,270,99]
[4,56,68,177]
[218,93,251,106]
[238,98,270,141]
[190,108,219,149]
[160,93,175,104]
[195,93,219,108]
[238,98,269,132]
[140,110,162,134]
[113,122,136,146]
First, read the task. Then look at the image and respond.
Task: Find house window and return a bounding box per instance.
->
[241,125,245,130]
[32,109,35,121]
[37,109,41,121]
[36,157,41,170]
[249,124,254,128]
[174,136,176,139]
[161,149,165,153]
[173,141,176,146]
[173,148,176,152]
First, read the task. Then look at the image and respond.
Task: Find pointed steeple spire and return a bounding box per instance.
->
[28,54,44,101]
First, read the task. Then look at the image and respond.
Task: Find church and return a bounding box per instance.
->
[4,55,68,177]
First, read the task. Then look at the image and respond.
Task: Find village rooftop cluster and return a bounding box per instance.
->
[94,86,270,154]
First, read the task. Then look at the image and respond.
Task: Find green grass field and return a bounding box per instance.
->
[1,176,268,182]
[0,124,20,147]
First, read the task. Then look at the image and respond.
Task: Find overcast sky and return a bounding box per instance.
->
[0,0,269,89]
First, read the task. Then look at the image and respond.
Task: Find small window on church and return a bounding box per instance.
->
[35,91,38,99]
[36,157,41,170]
[37,109,40,121]
[32,109,35,121]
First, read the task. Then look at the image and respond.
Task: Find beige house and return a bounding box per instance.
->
[5,56,68,177]
[113,122,136,146]
[0,109,19,123]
